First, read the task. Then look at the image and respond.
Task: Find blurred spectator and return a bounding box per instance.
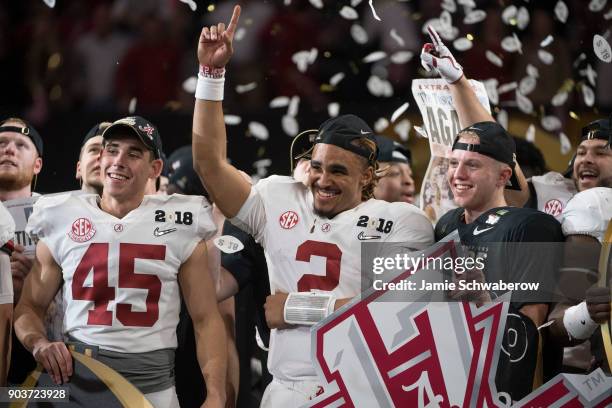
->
[513,136,548,178]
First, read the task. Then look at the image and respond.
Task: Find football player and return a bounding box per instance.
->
[14,116,227,407]
[192,7,434,406]
[423,27,565,402]
[373,135,416,204]
[76,122,111,196]
[0,201,15,385]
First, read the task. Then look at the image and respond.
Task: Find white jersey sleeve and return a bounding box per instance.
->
[26,193,72,265]
[0,201,13,304]
[561,187,612,242]
[387,202,435,250]
[0,201,15,248]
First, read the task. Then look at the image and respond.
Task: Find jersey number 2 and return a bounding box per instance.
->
[295,240,341,291]
[72,243,166,327]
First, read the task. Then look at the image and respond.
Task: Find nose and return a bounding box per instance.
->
[1,141,17,155]
[450,161,468,181]
[317,170,333,188]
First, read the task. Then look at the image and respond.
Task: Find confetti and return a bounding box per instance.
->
[519,76,536,95]
[501,33,522,53]
[540,35,554,47]
[224,115,242,125]
[128,97,137,114]
[588,0,607,12]
[501,5,517,25]
[269,96,290,108]
[234,27,246,42]
[42,0,55,8]
[441,0,457,13]
[541,116,562,132]
[538,49,554,65]
[554,1,568,23]
[551,90,569,106]
[390,51,414,64]
[351,0,363,6]
[453,37,473,51]
[179,0,197,11]
[439,10,453,29]
[516,7,530,30]
[374,118,389,133]
[394,119,411,141]
[458,0,476,7]
[340,6,359,20]
[525,124,536,143]
[496,109,508,130]
[516,91,533,114]
[248,122,269,141]
[292,48,318,73]
[483,78,499,105]
[329,72,345,87]
[593,34,612,63]
[497,81,517,94]
[328,102,340,117]
[288,96,300,117]
[367,75,393,97]
[582,84,595,106]
[350,24,369,44]
[390,29,405,47]
[214,235,244,254]
[605,9,612,20]
[309,0,323,9]
[235,82,257,94]
[559,132,571,155]
[182,76,197,93]
[569,111,579,120]
[368,0,381,21]
[573,53,587,68]
[526,64,539,78]
[414,125,428,139]
[391,102,409,123]
[363,51,388,63]
[282,115,299,136]
[579,64,597,86]
[485,50,503,67]
[253,159,272,178]
[464,9,487,24]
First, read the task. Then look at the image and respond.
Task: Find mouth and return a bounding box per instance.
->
[452,182,473,193]
[0,159,18,167]
[107,171,130,182]
[315,187,340,202]
[578,168,598,184]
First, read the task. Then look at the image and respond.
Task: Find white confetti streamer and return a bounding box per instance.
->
[554,1,568,23]
[363,51,388,63]
[391,102,409,123]
[453,37,473,51]
[350,24,369,44]
[464,9,487,24]
[214,235,244,254]
[368,0,381,21]
[179,0,197,12]
[328,102,340,117]
[234,27,246,42]
[351,0,363,6]
[497,81,517,94]
[559,132,572,155]
[541,116,562,132]
[374,117,389,133]
[269,97,290,108]
[540,35,554,47]
[579,64,597,86]
[516,7,530,30]
[414,125,428,139]
[389,29,405,47]
[538,49,554,65]
[182,76,197,94]
[367,75,393,97]
[458,0,476,7]
[483,79,499,105]
[516,91,533,114]
[340,6,359,20]
[42,0,55,8]
[288,96,300,117]
[605,9,612,20]
[224,115,242,125]
[485,50,503,67]
[330,73,345,87]
[282,115,299,136]
[551,91,569,106]
[589,0,607,12]
[573,53,587,68]
[501,33,522,53]
[248,122,269,141]
[390,51,414,64]
[593,34,612,63]
[441,0,457,13]
[496,109,508,130]
[235,82,258,94]
[128,97,137,114]
[526,64,539,78]
[501,5,517,24]
[309,0,323,9]
[291,48,318,73]
[582,84,595,106]
[519,76,536,95]
[525,124,536,143]
[394,119,411,141]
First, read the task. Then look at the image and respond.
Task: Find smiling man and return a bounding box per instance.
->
[373,135,416,204]
[191,6,433,406]
[14,116,227,407]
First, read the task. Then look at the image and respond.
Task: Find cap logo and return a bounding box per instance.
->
[360,129,371,135]
[587,130,596,140]
[139,124,155,140]
[115,117,136,126]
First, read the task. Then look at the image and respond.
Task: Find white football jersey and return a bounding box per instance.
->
[26,193,216,353]
[231,176,434,381]
[531,172,577,221]
[561,187,612,242]
[0,201,15,305]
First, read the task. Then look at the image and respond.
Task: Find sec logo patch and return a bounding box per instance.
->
[279,211,299,229]
[543,199,563,217]
[68,218,96,242]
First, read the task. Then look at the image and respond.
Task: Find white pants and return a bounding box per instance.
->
[145,385,180,408]
[260,377,323,408]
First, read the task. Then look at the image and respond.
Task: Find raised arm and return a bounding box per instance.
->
[14,241,72,385]
[193,5,251,218]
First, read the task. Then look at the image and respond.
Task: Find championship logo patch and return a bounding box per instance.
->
[68,218,96,242]
[279,210,299,229]
[543,198,563,217]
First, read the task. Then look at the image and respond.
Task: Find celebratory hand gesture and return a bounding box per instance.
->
[197,5,241,69]
[420,26,464,84]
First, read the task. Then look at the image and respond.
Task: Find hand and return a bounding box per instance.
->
[32,339,73,385]
[586,286,611,324]
[197,5,241,68]
[264,292,291,329]
[420,26,463,84]
[11,244,33,302]
[448,267,491,305]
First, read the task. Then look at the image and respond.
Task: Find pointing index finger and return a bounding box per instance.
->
[226,5,241,38]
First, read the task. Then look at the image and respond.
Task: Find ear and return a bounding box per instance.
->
[497,165,512,188]
[361,165,374,187]
[76,161,82,180]
[33,157,43,176]
[150,158,163,180]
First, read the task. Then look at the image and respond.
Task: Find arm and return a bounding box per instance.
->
[0,303,10,386]
[264,293,353,329]
[13,241,72,385]
[179,241,227,407]
[193,5,251,218]
[218,297,238,408]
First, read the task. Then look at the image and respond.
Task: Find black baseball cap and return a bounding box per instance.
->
[452,121,521,190]
[0,117,44,156]
[313,114,378,164]
[167,145,207,196]
[82,122,112,146]
[580,117,611,146]
[102,116,163,159]
[374,135,411,164]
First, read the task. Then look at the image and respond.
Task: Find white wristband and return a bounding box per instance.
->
[283,292,337,326]
[563,301,598,340]
[195,74,225,101]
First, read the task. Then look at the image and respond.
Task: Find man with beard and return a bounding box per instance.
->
[76,122,110,195]
[373,135,416,204]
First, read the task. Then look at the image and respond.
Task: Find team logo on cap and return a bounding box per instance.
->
[279,211,299,229]
[138,124,155,140]
[68,218,96,242]
[115,117,136,126]
[543,199,563,217]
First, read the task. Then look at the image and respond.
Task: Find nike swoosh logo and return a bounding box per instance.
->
[154,227,177,237]
[358,231,381,240]
[360,129,371,135]
[473,226,494,236]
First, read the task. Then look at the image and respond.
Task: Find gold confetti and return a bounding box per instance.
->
[207,4,215,12]
[466,33,474,41]
[324,51,331,58]
[569,111,579,120]
[48,53,61,70]
[320,84,335,93]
